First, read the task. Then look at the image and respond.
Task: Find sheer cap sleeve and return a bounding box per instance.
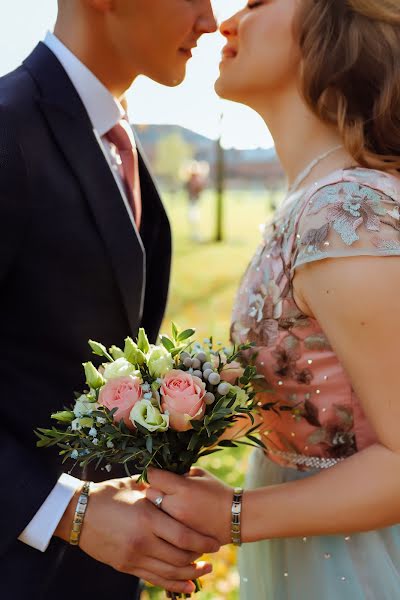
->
[292,168,400,270]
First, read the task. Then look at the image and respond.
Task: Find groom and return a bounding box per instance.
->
[0,1,218,599]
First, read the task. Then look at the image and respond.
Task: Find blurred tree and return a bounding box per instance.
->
[154,132,194,192]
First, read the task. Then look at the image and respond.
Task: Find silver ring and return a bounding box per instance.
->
[154,495,164,509]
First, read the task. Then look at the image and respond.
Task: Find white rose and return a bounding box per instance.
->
[129,399,169,432]
[103,358,140,380]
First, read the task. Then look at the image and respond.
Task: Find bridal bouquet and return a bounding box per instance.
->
[36,324,263,598]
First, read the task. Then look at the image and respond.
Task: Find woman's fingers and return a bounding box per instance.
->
[147,468,182,494]
[150,537,201,567]
[184,467,207,478]
[154,506,220,554]
[133,569,196,595]
[134,558,212,589]
[146,487,169,511]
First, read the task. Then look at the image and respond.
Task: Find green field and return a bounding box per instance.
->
[143,187,278,600]
[161,188,278,343]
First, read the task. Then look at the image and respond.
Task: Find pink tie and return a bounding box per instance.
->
[106,120,142,229]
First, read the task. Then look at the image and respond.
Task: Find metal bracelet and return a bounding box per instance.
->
[69,481,91,546]
[231,487,244,546]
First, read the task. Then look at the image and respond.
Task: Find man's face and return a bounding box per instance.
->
[105,0,217,86]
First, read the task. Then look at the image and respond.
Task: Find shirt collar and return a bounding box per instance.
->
[43,31,125,136]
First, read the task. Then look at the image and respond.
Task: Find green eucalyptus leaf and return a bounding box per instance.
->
[160,335,175,352]
[177,329,195,342]
[171,322,179,340]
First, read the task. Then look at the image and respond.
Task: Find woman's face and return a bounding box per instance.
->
[215,0,301,105]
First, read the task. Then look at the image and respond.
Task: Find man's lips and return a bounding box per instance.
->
[179,44,197,58]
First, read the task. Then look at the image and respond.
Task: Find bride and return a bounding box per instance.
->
[147,1,400,597]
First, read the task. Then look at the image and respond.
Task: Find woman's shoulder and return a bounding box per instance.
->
[291,167,400,269]
[306,166,400,203]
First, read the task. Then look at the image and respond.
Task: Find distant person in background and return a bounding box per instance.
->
[0,1,218,599]
[185,160,209,241]
[146,1,400,599]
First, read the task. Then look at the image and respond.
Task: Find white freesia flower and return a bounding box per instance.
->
[71,418,82,431]
[129,399,169,432]
[230,386,249,410]
[73,395,98,418]
[103,358,140,380]
[71,416,94,430]
[147,346,173,378]
[220,386,249,411]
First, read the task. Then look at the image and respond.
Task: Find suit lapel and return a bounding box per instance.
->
[24,44,146,335]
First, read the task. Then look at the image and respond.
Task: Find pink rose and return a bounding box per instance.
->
[220,360,244,385]
[98,376,142,429]
[160,369,206,432]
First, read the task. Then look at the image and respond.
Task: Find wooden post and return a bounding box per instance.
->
[215,114,225,243]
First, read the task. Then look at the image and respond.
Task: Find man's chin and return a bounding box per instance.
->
[153,67,186,87]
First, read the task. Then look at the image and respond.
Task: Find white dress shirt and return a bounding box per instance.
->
[18,31,136,552]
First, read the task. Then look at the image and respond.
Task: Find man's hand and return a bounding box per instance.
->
[55,477,220,595]
[146,468,233,546]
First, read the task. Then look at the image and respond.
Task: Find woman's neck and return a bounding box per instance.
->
[254,87,354,188]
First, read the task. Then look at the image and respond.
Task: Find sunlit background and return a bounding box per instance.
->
[0,3,283,598]
[0,0,273,149]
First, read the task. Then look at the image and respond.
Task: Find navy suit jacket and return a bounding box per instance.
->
[0,43,171,599]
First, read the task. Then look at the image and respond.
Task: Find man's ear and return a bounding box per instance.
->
[85,0,113,13]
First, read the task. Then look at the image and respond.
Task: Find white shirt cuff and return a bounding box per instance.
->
[18,473,82,552]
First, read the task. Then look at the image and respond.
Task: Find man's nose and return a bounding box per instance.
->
[196,1,218,34]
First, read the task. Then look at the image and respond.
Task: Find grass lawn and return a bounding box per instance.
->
[161,188,278,344]
[143,187,280,600]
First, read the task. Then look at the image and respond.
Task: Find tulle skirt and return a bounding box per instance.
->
[239,450,400,600]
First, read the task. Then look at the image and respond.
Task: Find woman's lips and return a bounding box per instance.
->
[221,46,238,62]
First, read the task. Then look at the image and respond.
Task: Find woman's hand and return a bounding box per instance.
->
[146,468,233,546]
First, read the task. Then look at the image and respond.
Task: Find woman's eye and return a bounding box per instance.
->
[247,1,264,8]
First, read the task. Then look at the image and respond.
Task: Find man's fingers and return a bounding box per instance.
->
[133,570,196,596]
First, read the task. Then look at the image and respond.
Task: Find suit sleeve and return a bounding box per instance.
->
[0,106,66,555]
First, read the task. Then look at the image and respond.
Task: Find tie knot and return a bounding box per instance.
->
[106,120,133,152]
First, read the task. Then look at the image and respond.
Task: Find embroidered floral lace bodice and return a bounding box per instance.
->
[231,168,400,469]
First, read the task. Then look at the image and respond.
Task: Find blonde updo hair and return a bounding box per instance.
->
[295,0,400,170]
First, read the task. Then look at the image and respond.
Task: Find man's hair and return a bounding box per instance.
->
[294,0,400,170]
